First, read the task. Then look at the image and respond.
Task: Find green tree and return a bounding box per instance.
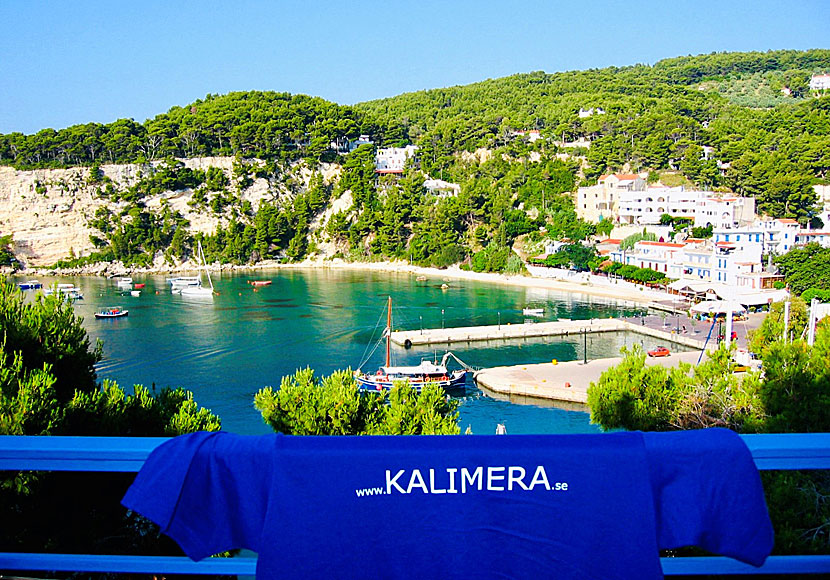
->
[775,244,830,296]
[0,277,221,557]
[254,368,460,435]
[0,234,15,267]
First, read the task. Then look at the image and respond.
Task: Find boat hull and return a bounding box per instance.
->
[95,310,128,319]
[355,370,467,392]
[17,281,42,290]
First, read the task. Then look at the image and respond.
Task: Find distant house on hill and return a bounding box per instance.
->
[330,134,373,154]
[578,107,605,118]
[511,129,542,142]
[810,74,830,94]
[375,145,418,174]
[423,178,461,197]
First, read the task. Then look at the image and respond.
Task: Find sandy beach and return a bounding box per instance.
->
[273,259,672,307]
[12,257,672,308]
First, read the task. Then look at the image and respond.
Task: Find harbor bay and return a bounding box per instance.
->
[29,269,680,435]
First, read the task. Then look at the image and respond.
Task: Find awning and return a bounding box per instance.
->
[690,300,747,315]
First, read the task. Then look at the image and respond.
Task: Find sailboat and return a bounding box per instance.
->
[180,242,215,298]
[355,297,468,392]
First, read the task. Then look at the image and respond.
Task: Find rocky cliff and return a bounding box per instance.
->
[0,157,341,268]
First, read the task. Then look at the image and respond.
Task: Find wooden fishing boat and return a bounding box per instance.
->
[95,307,128,319]
[355,297,468,392]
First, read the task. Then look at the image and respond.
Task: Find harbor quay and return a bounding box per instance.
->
[389,315,748,406]
[473,350,709,406]
[391,318,708,350]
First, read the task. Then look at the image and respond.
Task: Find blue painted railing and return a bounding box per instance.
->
[1,434,829,576]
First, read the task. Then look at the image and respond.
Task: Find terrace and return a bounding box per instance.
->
[1,434,829,576]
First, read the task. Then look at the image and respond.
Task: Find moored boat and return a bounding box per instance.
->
[355,297,468,392]
[168,276,201,293]
[44,283,83,300]
[523,307,544,317]
[17,280,42,290]
[95,307,128,319]
[180,242,214,298]
[249,280,272,287]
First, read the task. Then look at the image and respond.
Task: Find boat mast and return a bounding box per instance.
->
[201,242,215,292]
[386,296,391,367]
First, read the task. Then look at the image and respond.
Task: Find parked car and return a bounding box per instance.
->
[718,331,738,340]
[647,346,671,357]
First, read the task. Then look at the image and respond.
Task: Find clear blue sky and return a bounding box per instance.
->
[1,0,827,135]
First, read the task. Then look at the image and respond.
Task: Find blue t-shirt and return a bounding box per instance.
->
[122,429,772,579]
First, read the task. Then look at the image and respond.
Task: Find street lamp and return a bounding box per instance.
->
[419,315,423,335]
[498,311,501,330]
[441,309,445,329]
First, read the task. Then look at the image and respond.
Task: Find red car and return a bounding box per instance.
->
[647,346,671,357]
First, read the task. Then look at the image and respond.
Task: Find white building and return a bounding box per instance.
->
[576,173,646,223]
[712,219,800,255]
[694,195,756,230]
[330,134,373,154]
[617,186,700,225]
[423,178,461,197]
[578,107,605,118]
[375,145,418,174]
[810,74,830,93]
[794,231,830,248]
[512,130,542,142]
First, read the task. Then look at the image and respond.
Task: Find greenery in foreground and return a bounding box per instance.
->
[0,277,461,567]
[587,305,830,555]
[255,368,460,435]
[0,278,220,560]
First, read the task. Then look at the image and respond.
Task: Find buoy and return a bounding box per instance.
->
[565,382,571,388]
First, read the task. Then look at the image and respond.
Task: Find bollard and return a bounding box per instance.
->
[551,359,558,365]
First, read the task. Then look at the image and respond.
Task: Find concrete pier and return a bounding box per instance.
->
[474,350,708,405]
[391,318,706,350]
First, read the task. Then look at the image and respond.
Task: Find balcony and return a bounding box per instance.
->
[1,434,829,575]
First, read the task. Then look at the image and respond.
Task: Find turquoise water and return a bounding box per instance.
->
[25,270,660,435]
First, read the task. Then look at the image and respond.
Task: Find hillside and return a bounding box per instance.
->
[1,49,829,271]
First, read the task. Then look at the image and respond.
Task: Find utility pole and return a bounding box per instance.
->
[583,328,588,364]
[808,298,818,346]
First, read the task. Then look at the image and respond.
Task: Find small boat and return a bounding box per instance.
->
[130,290,141,297]
[44,283,83,300]
[355,297,468,392]
[168,276,201,293]
[95,307,128,319]
[115,277,133,289]
[523,307,544,317]
[17,280,42,290]
[249,280,272,287]
[134,283,146,289]
[180,242,215,298]
[415,275,427,282]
